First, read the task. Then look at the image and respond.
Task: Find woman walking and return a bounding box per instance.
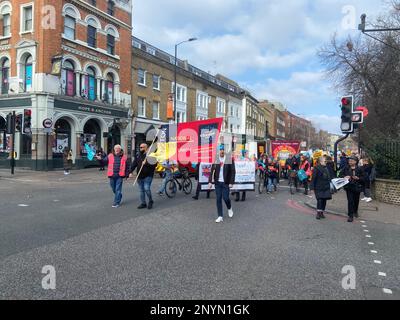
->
[361,157,375,203]
[310,156,334,220]
[339,156,365,223]
[63,147,73,175]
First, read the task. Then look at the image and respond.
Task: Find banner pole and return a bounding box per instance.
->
[132,128,160,188]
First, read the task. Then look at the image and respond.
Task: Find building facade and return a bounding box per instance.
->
[0,0,132,170]
[131,37,243,150]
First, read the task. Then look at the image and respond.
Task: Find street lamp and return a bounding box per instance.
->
[174,37,198,124]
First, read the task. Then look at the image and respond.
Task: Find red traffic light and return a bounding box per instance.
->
[341,98,350,105]
[24,109,32,116]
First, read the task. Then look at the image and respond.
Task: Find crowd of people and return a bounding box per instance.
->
[97,144,376,224]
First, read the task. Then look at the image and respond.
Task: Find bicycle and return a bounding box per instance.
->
[288,169,300,195]
[165,167,193,198]
[258,166,268,194]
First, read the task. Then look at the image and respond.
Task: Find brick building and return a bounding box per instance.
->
[0,0,132,170]
[131,37,244,149]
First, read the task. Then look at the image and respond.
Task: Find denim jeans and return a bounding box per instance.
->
[138,176,153,205]
[109,177,123,205]
[267,177,277,192]
[158,170,172,193]
[215,182,232,218]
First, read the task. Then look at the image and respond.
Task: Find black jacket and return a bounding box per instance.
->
[209,156,236,185]
[129,152,156,179]
[339,165,365,192]
[311,165,334,200]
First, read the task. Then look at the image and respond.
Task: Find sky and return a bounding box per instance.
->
[132,0,390,134]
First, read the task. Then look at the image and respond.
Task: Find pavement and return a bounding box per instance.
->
[0,169,399,300]
[303,189,400,226]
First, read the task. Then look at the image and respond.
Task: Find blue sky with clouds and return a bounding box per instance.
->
[133,0,389,134]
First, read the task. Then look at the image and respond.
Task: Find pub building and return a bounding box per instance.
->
[0,0,133,170]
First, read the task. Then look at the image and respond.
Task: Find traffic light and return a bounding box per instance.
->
[15,114,22,132]
[6,113,14,134]
[340,96,353,133]
[23,109,32,134]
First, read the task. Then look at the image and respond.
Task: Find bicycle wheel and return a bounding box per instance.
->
[165,179,177,198]
[182,177,193,195]
[258,172,266,194]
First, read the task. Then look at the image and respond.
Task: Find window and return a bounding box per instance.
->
[138,69,146,86]
[64,16,75,40]
[61,60,75,97]
[152,75,160,90]
[177,111,186,124]
[105,74,114,104]
[138,97,146,117]
[84,67,97,101]
[0,58,10,94]
[197,93,208,109]
[23,55,33,92]
[173,84,186,103]
[107,34,115,55]
[1,4,11,37]
[217,99,225,114]
[87,25,97,48]
[22,5,33,32]
[107,1,115,16]
[152,101,160,119]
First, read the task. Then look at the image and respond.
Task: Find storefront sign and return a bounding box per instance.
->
[54,99,128,118]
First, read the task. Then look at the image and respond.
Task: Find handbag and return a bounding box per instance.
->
[297,169,308,182]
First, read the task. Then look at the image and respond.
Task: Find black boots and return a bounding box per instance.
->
[316,212,326,220]
[348,216,354,223]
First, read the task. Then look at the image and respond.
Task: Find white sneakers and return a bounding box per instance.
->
[361,197,367,201]
[215,209,234,223]
[215,217,223,223]
[362,197,373,202]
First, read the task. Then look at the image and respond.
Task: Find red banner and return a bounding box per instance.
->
[271,141,300,161]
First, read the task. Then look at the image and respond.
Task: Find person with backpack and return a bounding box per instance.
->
[299,154,312,195]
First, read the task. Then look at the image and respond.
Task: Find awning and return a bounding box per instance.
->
[134,123,155,134]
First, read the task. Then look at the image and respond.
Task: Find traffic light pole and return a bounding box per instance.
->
[334,133,350,173]
[11,111,16,175]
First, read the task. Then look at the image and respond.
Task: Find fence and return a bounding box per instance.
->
[371,140,400,180]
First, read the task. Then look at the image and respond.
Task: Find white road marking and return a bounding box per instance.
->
[364,230,369,232]
[366,235,372,238]
[371,250,378,254]
[379,272,387,277]
[362,225,368,228]
[53,200,60,202]
[368,242,374,245]
[18,204,29,207]
[374,260,382,264]
[360,220,366,223]
[383,288,393,295]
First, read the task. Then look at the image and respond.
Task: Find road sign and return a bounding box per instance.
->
[43,118,53,128]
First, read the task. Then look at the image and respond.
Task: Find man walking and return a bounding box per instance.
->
[129,143,157,210]
[105,145,129,208]
[208,145,236,223]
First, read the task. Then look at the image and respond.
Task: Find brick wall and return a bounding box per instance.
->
[373,179,400,205]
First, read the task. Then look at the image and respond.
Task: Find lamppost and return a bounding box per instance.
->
[174,38,197,124]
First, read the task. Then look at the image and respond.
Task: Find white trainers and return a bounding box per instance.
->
[365,198,373,203]
[361,197,367,201]
[215,217,223,223]
[228,209,234,218]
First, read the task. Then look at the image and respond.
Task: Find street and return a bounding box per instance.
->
[0,169,399,300]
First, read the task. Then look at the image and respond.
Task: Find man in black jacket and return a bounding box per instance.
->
[129,143,157,210]
[208,145,236,223]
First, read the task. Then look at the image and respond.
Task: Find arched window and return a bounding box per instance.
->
[87,18,98,48]
[106,28,116,55]
[0,58,10,94]
[1,4,11,37]
[64,11,76,40]
[62,60,75,96]
[23,55,33,92]
[84,67,97,101]
[105,73,114,104]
